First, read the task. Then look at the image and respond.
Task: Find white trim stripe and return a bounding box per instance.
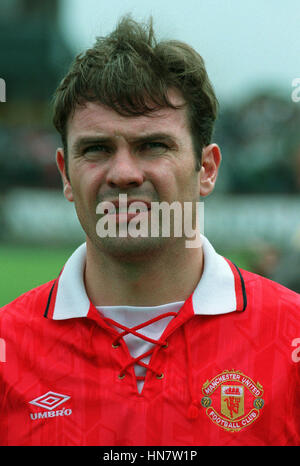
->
[53,243,89,320]
[192,236,237,315]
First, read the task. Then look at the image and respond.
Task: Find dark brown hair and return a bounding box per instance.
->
[52,15,218,170]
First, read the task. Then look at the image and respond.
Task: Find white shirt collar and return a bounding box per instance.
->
[48,235,245,320]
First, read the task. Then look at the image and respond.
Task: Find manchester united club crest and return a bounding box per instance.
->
[201,370,264,432]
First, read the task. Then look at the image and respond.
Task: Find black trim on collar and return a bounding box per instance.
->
[232,262,247,311]
[44,280,56,318]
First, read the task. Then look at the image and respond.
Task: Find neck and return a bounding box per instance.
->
[84,238,204,306]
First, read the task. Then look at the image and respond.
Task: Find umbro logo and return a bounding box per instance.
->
[29,391,72,420]
[29,391,70,410]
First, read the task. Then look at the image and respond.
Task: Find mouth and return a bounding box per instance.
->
[102,199,152,222]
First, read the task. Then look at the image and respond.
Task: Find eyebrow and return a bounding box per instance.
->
[71,132,178,153]
[127,132,178,145]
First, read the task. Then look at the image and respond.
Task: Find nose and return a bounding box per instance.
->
[106,149,144,189]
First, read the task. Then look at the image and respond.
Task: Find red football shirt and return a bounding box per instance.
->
[1,236,300,446]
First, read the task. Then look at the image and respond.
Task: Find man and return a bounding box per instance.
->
[1,16,300,447]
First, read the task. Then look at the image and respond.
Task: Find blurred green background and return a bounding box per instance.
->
[1,0,300,306]
[0,245,258,306]
[0,244,73,305]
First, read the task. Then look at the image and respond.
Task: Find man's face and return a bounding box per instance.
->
[56,88,220,258]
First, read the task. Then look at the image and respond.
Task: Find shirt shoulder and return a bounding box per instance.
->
[238,266,300,313]
[0,280,56,323]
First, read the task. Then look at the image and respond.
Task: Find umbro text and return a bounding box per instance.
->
[30,407,72,420]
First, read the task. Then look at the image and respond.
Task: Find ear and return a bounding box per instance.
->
[56,148,74,202]
[199,144,222,197]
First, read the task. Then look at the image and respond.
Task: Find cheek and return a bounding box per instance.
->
[176,171,200,203]
[70,164,104,202]
[149,158,197,200]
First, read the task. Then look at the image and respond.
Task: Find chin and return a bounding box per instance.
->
[96,235,170,261]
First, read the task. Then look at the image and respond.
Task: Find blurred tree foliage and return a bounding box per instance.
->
[214,92,300,194]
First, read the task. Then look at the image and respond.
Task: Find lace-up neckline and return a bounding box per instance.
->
[97,302,184,392]
[104,312,177,380]
[93,299,203,420]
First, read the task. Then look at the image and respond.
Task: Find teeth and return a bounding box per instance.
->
[101,200,151,214]
[116,207,149,213]
[120,203,149,213]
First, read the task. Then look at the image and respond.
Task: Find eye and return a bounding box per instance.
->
[82,144,112,159]
[140,141,169,153]
[84,144,110,154]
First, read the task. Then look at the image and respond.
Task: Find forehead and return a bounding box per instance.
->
[67,89,189,144]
